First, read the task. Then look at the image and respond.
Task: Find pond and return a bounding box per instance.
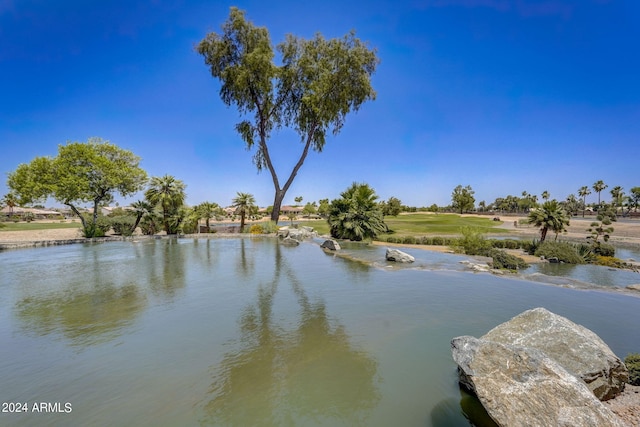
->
[1,237,639,426]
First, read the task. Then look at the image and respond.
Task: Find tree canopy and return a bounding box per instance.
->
[145,175,187,235]
[451,185,475,214]
[197,7,379,223]
[7,138,147,237]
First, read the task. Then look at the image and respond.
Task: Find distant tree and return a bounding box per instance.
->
[1,192,18,214]
[145,175,186,235]
[197,8,379,224]
[232,192,256,231]
[294,196,303,206]
[7,138,147,237]
[382,196,402,216]
[578,186,591,218]
[562,194,580,217]
[451,185,475,214]
[527,200,570,242]
[629,187,640,212]
[195,201,224,233]
[328,182,387,241]
[541,190,550,201]
[302,202,317,218]
[427,203,439,213]
[592,180,608,206]
[478,200,486,212]
[610,186,624,212]
[317,198,330,217]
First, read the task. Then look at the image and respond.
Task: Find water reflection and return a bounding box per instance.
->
[15,282,146,347]
[201,241,380,426]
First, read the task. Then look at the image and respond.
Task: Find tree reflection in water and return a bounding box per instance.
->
[15,282,146,347]
[201,241,380,426]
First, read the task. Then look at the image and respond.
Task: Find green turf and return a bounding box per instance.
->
[0,221,82,232]
[301,213,508,238]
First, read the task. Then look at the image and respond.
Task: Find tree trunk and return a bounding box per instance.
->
[270,190,285,224]
[240,212,246,231]
[540,227,548,242]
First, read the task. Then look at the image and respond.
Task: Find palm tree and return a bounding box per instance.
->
[195,201,223,233]
[592,180,607,206]
[232,192,256,231]
[2,192,18,215]
[328,182,387,241]
[578,186,591,218]
[541,190,550,201]
[527,200,570,242]
[145,175,186,234]
[610,186,624,213]
[130,200,154,234]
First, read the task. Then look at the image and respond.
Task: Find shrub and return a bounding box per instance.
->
[490,239,505,249]
[402,236,416,244]
[593,255,627,269]
[419,236,433,245]
[453,227,492,256]
[249,224,264,234]
[110,215,135,236]
[181,218,198,234]
[626,353,640,386]
[504,239,520,249]
[431,236,444,246]
[534,241,584,264]
[489,248,529,270]
[522,239,540,255]
[593,243,616,257]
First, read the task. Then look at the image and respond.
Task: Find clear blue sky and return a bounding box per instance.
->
[1,0,638,208]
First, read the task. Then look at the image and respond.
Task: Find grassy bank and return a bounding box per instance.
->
[301,213,508,239]
[0,221,82,232]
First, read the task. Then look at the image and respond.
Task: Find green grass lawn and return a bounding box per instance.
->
[0,221,82,232]
[301,213,508,238]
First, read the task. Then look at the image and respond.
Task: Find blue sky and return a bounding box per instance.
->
[1,0,638,208]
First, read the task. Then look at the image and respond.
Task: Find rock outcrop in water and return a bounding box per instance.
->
[481,307,628,400]
[451,308,629,427]
[320,239,341,251]
[385,248,414,263]
[451,336,626,427]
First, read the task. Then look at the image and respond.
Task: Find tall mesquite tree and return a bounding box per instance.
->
[197,7,379,223]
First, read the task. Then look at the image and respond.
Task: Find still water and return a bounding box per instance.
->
[1,237,639,426]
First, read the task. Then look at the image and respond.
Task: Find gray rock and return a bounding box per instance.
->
[482,307,628,401]
[281,236,299,246]
[451,336,626,427]
[320,239,341,251]
[287,227,317,241]
[385,248,415,263]
[626,284,640,292]
[277,227,290,238]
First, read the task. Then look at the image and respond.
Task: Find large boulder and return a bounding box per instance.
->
[481,307,628,400]
[287,227,317,241]
[451,336,626,427]
[385,248,415,263]
[320,239,341,251]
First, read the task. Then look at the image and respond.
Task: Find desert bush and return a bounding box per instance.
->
[504,239,520,249]
[385,236,401,243]
[489,248,529,270]
[431,236,445,246]
[490,239,505,248]
[522,239,540,255]
[592,242,616,257]
[402,236,417,244]
[110,215,135,236]
[453,227,492,256]
[534,241,584,264]
[626,353,640,386]
[419,236,433,245]
[249,224,264,234]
